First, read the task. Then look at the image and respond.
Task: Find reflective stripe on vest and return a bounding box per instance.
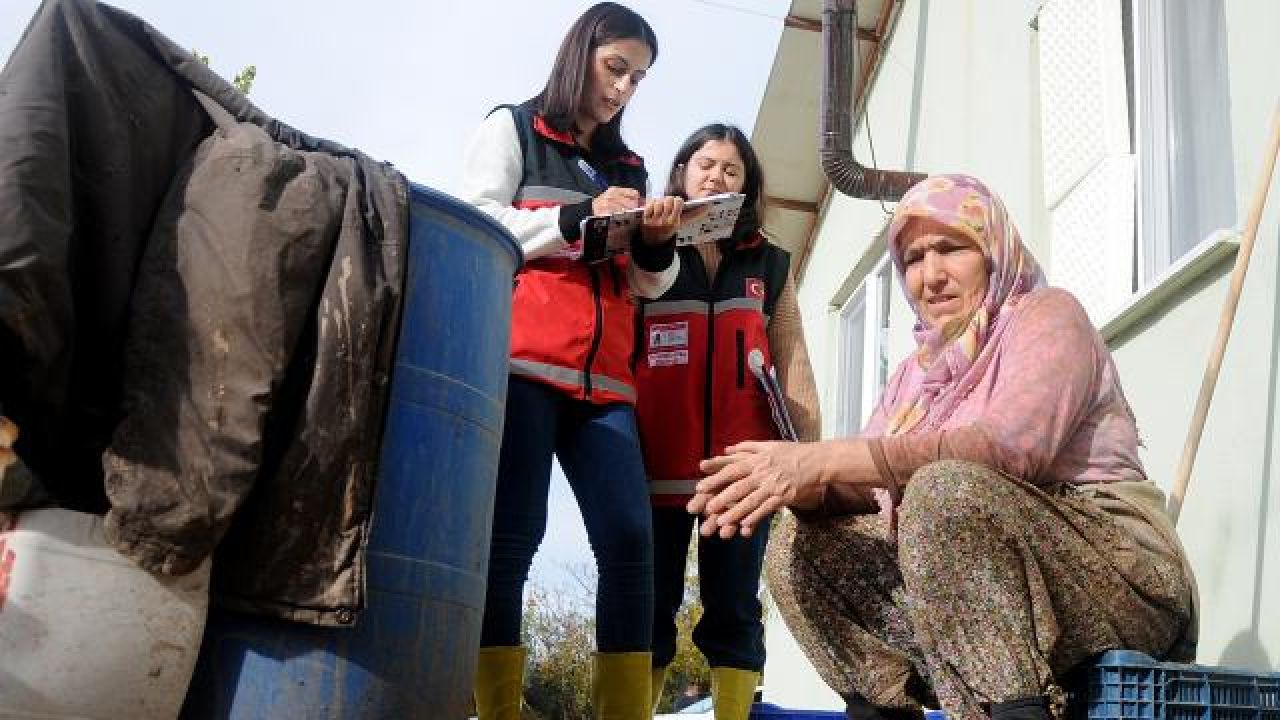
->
[644,299,769,330]
[513,185,591,206]
[644,298,766,318]
[648,479,699,496]
[644,300,709,318]
[510,357,637,403]
[713,297,765,315]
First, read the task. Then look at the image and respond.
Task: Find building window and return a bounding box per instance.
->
[1037,0,1233,322]
[1131,0,1235,283]
[834,256,893,437]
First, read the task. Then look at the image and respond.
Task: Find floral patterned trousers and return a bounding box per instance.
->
[765,460,1193,720]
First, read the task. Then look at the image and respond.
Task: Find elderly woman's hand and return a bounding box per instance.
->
[688,440,826,539]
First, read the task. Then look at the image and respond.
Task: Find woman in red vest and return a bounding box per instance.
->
[459,4,685,718]
[634,124,820,719]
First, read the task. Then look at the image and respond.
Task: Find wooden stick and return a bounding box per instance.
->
[1168,102,1280,525]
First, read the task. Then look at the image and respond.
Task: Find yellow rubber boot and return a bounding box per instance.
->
[474,646,526,720]
[650,665,668,713]
[592,651,652,719]
[710,667,761,720]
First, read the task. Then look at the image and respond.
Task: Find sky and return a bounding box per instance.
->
[0,0,790,592]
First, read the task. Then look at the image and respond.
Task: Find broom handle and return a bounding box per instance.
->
[1168,102,1280,525]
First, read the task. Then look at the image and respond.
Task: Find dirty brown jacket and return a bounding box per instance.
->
[0,0,407,625]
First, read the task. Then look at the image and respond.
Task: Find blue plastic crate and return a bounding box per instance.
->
[749,702,845,718]
[746,702,941,719]
[756,652,1278,720]
[1077,650,1280,720]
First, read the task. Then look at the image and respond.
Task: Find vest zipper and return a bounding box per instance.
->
[583,265,604,398]
[703,302,715,457]
[702,255,723,459]
[735,329,746,389]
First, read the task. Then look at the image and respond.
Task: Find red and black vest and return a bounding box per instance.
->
[503,103,648,405]
[634,233,791,506]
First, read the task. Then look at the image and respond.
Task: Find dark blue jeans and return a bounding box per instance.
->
[651,505,771,671]
[480,377,654,652]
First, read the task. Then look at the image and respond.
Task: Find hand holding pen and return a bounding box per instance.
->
[578,158,639,214]
[579,157,682,246]
[592,187,642,215]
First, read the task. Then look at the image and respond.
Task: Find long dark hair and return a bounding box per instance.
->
[665,123,767,234]
[530,2,657,158]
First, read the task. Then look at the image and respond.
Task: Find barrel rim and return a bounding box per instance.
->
[408,183,523,271]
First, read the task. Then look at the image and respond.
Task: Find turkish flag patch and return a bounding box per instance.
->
[745,278,765,299]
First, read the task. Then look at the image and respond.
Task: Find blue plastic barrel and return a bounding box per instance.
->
[181,184,521,718]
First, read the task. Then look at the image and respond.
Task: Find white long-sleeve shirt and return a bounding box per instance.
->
[458,108,679,298]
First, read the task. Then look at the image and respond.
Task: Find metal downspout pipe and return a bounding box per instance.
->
[820,0,926,201]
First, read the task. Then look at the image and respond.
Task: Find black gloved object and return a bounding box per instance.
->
[843,692,925,720]
[990,696,1051,720]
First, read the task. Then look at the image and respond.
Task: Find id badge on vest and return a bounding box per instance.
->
[648,321,689,367]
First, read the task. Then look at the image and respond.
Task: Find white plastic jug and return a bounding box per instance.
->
[0,508,209,719]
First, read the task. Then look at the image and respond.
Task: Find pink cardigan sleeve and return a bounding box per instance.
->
[873,289,1102,487]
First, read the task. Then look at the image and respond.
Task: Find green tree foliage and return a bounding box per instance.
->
[231,65,257,95]
[523,578,594,719]
[654,539,711,713]
[191,49,257,95]
[518,556,711,718]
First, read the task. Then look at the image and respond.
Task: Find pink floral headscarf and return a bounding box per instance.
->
[877,174,1046,437]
